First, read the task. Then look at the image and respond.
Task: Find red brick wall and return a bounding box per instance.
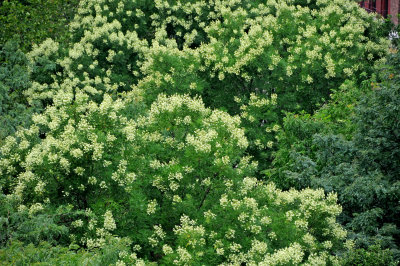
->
[390,0,399,25]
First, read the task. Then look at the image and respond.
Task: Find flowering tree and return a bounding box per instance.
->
[0,91,347,263]
[23,0,388,169]
[0,0,392,264]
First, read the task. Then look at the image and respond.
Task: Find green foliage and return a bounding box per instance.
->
[133,0,388,114]
[234,93,280,172]
[0,241,82,266]
[0,0,395,264]
[342,244,398,266]
[156,184,345,265]
[267,79,367,189]
[0,192,71,248]
[354,63,400,180]
[0,0,80,52]
[268,54,400,261]
[381,14,400,48]
[0,237,135,265]
[0,39,38,146]
[23,0,389,175]
[0,92,348,263]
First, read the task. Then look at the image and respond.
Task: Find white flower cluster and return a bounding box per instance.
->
[103,210,116,231]
[174,215,206,249]
[147,199,158,215]
[160,177,346,265]
[1,0,379,264]
[148,225,166,247]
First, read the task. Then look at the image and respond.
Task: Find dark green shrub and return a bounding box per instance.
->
[0,237,134,265]
[0,0,80,52]
[342,244,398,266]
[0,39,38,146]
[267,80,366,189]
[354,75,400,180]
[268,55,400,261]
[0,192,71,248]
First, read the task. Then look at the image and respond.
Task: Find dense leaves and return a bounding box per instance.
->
[268,53,400,261]
[0,40,39,146]
[0,0,80,52]
[0,0,398,264]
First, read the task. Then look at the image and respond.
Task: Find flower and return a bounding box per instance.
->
[103,210,116,231]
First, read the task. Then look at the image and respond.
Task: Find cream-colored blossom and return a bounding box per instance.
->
[104,210,116,231]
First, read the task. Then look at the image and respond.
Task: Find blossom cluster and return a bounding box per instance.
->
[0,0,388,264]
[136,180,346,265]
